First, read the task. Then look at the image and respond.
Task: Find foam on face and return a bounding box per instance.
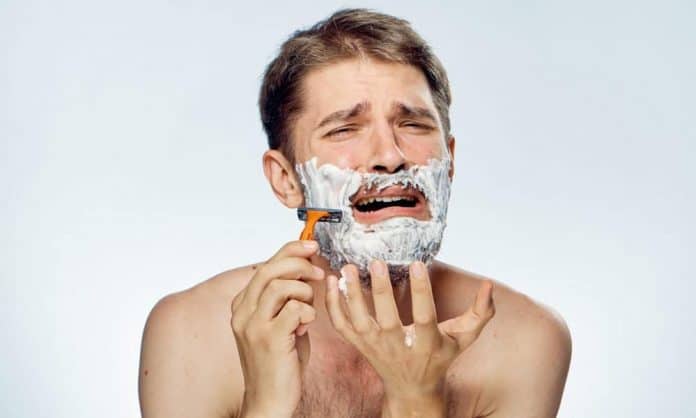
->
[295,157,451,284]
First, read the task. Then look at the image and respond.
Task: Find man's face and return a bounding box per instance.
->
[288,58,454,282]
[292,57,451,190]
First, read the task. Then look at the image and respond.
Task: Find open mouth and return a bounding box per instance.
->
[349,185,429,223]
[354,195,418,212]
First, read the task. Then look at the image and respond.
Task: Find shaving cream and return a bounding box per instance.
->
[337,274,348,297]
[404,326,416,348]
[295,157,451,286]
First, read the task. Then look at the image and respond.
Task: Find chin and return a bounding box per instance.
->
[355,262,413,290]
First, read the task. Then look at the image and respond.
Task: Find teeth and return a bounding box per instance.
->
[356,196,416,206]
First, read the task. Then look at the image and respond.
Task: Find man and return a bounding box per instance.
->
[139,9,571,418]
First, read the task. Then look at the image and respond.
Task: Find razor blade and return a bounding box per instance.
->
[297,207,343,223]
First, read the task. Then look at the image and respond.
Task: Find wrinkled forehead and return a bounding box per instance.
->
[289,59,443,161]
[300,58,438,125]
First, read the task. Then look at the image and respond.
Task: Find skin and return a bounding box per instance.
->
[138,58,572,418]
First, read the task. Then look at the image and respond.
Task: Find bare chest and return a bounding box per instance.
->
[291,353,480,418]
[292,354,384,418]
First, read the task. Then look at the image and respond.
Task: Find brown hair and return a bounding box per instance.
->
[258,8,452,164]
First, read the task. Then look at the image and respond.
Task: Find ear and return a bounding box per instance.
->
[262,150,305,208]
[446,135,456,180]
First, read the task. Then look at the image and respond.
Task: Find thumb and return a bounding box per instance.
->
[296,332,311,375]
[439,280,495,349]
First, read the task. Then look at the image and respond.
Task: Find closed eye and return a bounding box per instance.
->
[325,125,358,138]
[400,122,434,131]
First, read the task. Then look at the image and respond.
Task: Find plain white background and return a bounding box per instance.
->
[2,1,694,417]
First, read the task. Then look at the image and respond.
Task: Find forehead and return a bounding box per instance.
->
[298,58,437,123]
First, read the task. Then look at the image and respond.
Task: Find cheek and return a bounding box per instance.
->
[335,153,356,169]
[401,138,448,163]
[308,143,364,170]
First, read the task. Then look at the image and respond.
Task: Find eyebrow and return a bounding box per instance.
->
[392,102,438,124]
[316,101,371,129]
[314,100,438,130]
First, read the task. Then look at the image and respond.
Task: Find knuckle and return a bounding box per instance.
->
[333,318,351,334]
[292,259,310,276]
[255,263,270,279]
[278,241,301,258]
[332,320,347,333]
[364,328,380,343]
[371,282,391,295]
[379,321,401,333]
[298,259,316,276]
[230,317,242,334]
[266,279,283,294]
[285,299,301,312]
[354,322,374,336]
[488,305,496,318]
[272,243,291,259]
[300,280,314,295]
[242,325,256,341]
[304,305,317,321]
[412,279,430,293]
[277,257,300,277]
[413,316,435,327]
[470,309,483,322]
[242,320,269,345]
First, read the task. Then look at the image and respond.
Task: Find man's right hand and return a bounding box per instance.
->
[230,240,325,418]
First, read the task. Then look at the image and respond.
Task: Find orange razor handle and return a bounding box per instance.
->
[299,210,330,240]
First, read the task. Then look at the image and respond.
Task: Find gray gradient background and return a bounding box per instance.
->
[2,1,694,417]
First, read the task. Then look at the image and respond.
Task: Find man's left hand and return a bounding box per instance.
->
[324,260,495,417]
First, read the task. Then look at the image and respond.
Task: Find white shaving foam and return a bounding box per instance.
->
[295,157,451,283]
[404,327,416,348]
[337,274,348,297]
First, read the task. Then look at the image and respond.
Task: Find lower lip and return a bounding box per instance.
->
[352,201,430,225]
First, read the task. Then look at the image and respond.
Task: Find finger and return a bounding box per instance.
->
[439,280,495,350]
[473,280,496,320]
[242,256,325,310]
[341,265,377,335]
[256,279,314,320]
[231,288,246,314]
[409,261,440,346]
[325,274,358,342]
[369,260,402,331]
[295,323,309,336]
[231,263,267,313]
[267,240,319,263]
[272,299,316,335]
[409,261,438,325]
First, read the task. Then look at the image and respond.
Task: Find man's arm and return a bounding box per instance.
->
[138,291,244,418]
[488,304,572,418]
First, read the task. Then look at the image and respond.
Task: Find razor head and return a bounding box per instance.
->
[297,207,343,223]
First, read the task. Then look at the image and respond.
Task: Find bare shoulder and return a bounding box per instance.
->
[434,261,572,417]
[434,260,571,356]
[138,264,260,418]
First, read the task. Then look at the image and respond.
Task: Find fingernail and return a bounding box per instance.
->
[302,240,318,250]
[411,261,426,278]
[312,265,325,278]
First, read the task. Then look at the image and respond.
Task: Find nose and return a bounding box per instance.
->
[366,125,407,174]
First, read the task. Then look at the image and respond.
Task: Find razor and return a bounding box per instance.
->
[297,207,342,240]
